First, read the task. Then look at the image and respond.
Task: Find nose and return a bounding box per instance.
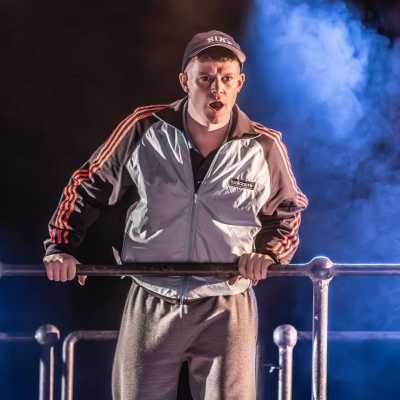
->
[209,77,223,96]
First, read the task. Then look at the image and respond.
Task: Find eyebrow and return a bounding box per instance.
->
[197,70,237,75]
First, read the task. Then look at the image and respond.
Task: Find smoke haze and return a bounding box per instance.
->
[242,0,400,262]
[242,1,400,398]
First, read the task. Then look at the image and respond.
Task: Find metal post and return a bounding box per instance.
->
[34,324,60,400]
[273,325,298,400]
[62,330,118,400]
[62,333,78,400]
[306,257,334,400]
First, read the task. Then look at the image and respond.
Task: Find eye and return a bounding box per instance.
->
[222,75,234,83]
[199,75,210,82]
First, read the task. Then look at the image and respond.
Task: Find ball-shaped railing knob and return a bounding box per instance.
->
[34,324,60,346]
[307,256,334,281]
[273,324,298,348]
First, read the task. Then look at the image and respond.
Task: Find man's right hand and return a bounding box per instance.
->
[43,253,87,286]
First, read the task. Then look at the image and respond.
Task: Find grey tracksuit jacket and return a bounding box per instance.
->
[44,98,308,300]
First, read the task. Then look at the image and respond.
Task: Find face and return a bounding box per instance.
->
[179,56,245,126]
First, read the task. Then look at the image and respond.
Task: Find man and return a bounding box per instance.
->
[43,30,307,400]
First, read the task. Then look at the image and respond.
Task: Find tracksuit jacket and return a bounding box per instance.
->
[44,98,308,300]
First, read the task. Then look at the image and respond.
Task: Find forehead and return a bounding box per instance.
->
[188,58,241,75]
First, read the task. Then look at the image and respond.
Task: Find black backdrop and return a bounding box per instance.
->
[0,0,394,399]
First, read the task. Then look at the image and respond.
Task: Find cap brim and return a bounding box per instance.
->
[183,43,246,71]
[188,43,246,64]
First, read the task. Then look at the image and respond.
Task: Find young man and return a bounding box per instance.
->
[43,30,307,400]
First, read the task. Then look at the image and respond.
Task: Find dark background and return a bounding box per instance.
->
[1,0,399,399]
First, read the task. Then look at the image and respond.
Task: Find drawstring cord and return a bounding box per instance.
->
[179,295,184,319]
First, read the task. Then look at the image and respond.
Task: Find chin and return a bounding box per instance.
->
[205,111,229,125]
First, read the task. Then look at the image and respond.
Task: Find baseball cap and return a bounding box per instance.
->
[182,30,246,71]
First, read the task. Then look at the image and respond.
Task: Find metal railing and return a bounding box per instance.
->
[0,324,60,400]
[1,257,400,400]
[273,326,400,400]
[62,330,118,400]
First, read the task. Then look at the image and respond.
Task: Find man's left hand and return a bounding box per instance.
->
[228,253,275,284]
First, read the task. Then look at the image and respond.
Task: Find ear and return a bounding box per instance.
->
[237,73,246,93]
[179,72,188,93]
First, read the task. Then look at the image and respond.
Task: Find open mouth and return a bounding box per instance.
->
[209,101,224,111]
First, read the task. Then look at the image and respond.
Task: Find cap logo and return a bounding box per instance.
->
[207,36,233,45]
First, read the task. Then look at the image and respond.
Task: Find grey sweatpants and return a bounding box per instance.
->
[112,282,258,400]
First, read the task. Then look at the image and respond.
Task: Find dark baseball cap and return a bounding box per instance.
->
[182,30,246,71]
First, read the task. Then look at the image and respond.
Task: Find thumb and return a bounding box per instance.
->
[78,275,87,286]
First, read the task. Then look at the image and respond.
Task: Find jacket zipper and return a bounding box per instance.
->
[180,138,235,303]
[186,192,198,260]
[180,192,198,305]
[177,126,257,303]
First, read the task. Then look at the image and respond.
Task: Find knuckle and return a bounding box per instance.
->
[46,262,54,269]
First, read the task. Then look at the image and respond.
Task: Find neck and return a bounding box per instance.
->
[185,105,231,157]
[186,110,229,140]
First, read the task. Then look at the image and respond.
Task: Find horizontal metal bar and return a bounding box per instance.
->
[334,264,400,276]
[64,330,118,342]
[0,326,61,344]
[80,263,239,276]
[0,262,307,277]
[0,332,34,342]
[2,260,400,278]
[298,331,400,342]
[0,262,239,277]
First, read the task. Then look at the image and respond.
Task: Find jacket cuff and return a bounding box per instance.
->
[43,242,78,259]
[259,250,280,264]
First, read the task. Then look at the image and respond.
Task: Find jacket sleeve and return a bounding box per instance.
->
[43,108,152,257]
[254,127,308,264]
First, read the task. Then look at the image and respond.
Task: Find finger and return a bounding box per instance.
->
[247,255,257,280]
[244,253,256,279]
[258,255,269,280]
[261,258,269,280]
[45,264,54,281]
[60,264,69,282]
[254,255,264,281]
[238,255,246,277]
[238,254,250,278]
[53,265,61,281]
[67,263,76,280]
[248,254,256,279]
[78,275,87,286]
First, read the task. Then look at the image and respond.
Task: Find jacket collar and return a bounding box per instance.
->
[154,98,257,140]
